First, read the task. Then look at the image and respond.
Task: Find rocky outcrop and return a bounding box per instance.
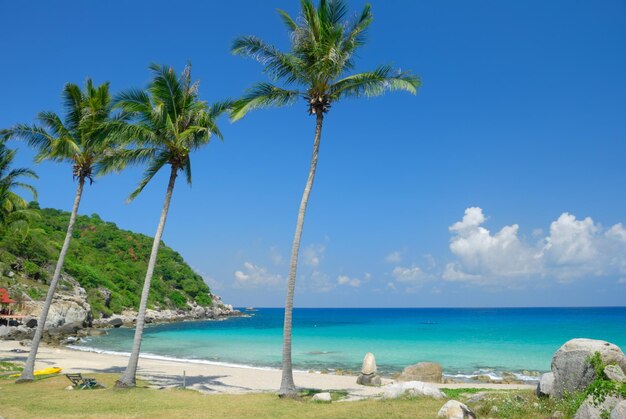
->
[382,381,446,399]
[1,275,240,343]
[605,364,626,383]
[551,339,626,399]
[437,400,476,419]
[398,362,443,383]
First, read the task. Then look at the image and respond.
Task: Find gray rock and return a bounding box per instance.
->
[361,352,377,375]
[464,391,490,404]
[552,338,626,399]
[605,364,626,383]
[574,395,622,419]
[108,318,123,328]
[382,381,446,399]
[537,372,555,397]
[398,362,443,383]
[611,400,626,419]
[437,400,476,419]
[356,373,381,386]
[312,392,332,402]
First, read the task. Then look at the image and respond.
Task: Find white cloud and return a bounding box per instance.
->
[269,246,284,266]
[309,271,335,293]
[385,251,402,263]
[303,244,325,267]
[337,275,361,287]
[392,265,429,284]
[234,262,283,289]
[445,207,626,286]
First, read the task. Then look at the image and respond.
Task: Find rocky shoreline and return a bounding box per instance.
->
[0,276,241,344]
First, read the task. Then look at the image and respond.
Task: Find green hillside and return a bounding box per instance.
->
[0,204,213,317]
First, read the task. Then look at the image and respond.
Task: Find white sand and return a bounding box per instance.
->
[0,340,533,396]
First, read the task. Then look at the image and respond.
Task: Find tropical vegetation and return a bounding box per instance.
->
[231,0,420,396]
[0,142,39,235]
[0,206,213,314]
[98,63,230,387]
[3,79,122,382]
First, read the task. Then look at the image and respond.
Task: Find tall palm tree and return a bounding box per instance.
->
[231,0,420,397]
[0,142,38,233]
[3,79,119,382]
[100,63,230,387]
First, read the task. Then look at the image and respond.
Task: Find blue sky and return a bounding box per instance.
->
[1,0,625,307]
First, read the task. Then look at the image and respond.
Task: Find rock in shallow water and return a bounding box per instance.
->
[398,362,442,383]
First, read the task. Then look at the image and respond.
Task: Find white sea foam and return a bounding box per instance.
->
[66,345,312,373]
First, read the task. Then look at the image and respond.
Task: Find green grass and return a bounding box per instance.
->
[0,374,446,418]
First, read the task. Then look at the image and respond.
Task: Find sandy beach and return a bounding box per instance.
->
[0,340,533,397]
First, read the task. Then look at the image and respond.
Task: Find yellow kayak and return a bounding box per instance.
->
[10,367,62,377]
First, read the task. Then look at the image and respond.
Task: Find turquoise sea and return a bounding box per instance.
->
[73,307,626,381]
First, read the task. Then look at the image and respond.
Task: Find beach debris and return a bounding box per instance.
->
[356,352,381,386]
[611,400,626,419]
[312,392,332,402]
[398,361,442,383]
[551,338,626,399]
[536,372,555,398]
[574,394,622,419]
[605,364,626,383]
[382,381,446,399]
[437,400,476,418]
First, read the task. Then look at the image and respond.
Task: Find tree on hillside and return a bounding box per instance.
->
[0,142,38,234]
[100,63,230,388]
[3,79,121,382]
[231,0,420,397]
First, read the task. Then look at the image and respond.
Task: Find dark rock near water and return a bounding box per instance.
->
[25,318,37,328]
[108,318,123,328]
[357,373,381,386]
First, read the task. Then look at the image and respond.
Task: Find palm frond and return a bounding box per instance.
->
[277,9,297,31]
[127,150,171,202]
[232,36,303,83]
[96,147,158,176]
[330,65,421,99]
[231,83,301,121]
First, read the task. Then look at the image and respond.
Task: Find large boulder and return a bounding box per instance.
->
[552,339,626,399]
[437,400,476,419]
[605,365,626,383]
[536,372,555,397]
[574,395,622,419]
[398,362,443,383]
[382,381,446,399]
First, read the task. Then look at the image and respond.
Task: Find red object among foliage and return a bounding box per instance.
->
[0,288,16,303]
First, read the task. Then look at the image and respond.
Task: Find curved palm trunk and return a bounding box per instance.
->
[279,111,324,397]
[116,166,178,387]
[16,178,85,383]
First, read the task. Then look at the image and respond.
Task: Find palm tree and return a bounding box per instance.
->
[0,142,38,233]
[3,79,119,382]
[231,0,420,397]
[100,63,230,388]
